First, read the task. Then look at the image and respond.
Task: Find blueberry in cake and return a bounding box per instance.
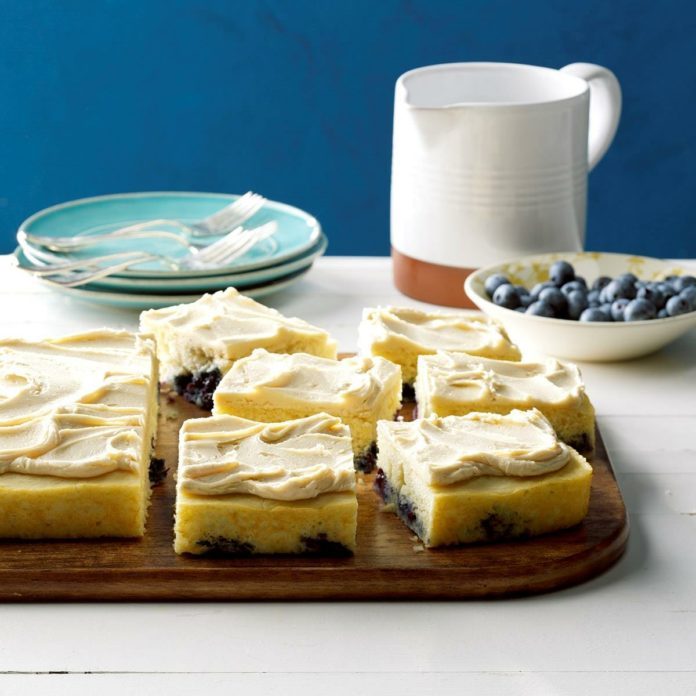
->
[174,413,357,555]
[375,409,592,547]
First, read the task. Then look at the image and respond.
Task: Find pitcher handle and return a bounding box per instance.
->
[560,63,622,171]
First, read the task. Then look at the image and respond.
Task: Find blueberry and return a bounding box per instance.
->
[538,287,568,316]
[514,286,532,308]
[656,282,676,302]
[561,280,587,297]
[601,278,636,303]
[666,295,691,317]
[515,284,531,298]
[624,298,657,321]
[566,289,588,320]
[680,286,696,310]
[574,276,588,288]
[591,276,612,292]
[515,306,527,313]
[636,284,663,308]
[587,290,601,307]
[492,283,521,309]
[484,273,511,298]
[657,308,669,319]
[526,300,555,317]
[673,275,696,293]
[549,260,575,287]
[579,307,610,322]
[610,298,630,321]
[530,281,556,301]
[617,272,638,286]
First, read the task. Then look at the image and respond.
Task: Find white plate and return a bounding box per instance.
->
[465,251,696,362]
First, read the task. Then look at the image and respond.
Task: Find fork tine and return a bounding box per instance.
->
[209,198,260,231]
[211,222,278,266]
[201,193,254,226]
[193,226,245,263]
[202,193,265,234]
[194,222,276,266]
[195,233,250,265]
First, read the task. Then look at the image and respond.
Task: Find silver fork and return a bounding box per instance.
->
[19,221,278,288]
[20,191,266,252]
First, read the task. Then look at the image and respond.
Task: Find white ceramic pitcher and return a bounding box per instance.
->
[390,62,622,307]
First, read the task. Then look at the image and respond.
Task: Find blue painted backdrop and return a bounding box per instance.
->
[1,0,694,256]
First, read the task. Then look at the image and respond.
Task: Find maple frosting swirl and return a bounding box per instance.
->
[139,287,337,379]
[0,330,156,479]
[179,412,356,500]
[381,409,570,486]
[358,306,519,355]
[214,349,400,414]
[416,351,585,415]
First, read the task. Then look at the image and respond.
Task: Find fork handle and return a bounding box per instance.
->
[22,228,197,252]
[21,250,153,276]
[54,253,163,287]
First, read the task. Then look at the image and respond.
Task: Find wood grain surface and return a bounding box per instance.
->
[0,377,629,601]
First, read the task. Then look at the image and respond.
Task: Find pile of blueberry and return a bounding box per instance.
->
[484,261,696,322]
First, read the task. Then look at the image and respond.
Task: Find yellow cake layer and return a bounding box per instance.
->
[174,491,357,555]
[0,469,149,538]
[381,449,592,548]
[0,330,159,539]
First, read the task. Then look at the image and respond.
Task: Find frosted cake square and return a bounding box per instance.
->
[358,306,520,387]
[415,351,595,452]
[140,288,337,409]
[212,349,402,471]
[0,330,158,539]
[375,409,592,547]
[174,413,357,555]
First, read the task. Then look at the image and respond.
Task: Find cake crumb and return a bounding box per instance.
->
[382,503,396,513]
[412,544,425,553]
[162,404,179,422]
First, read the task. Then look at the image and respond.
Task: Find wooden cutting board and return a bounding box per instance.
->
[0,382,628,601]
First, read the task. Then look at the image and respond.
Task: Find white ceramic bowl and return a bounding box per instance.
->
[464,252,696,362]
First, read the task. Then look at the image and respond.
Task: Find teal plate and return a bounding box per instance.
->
[18,192,321,278]
[30,267,313,310]
[14,234,327,294]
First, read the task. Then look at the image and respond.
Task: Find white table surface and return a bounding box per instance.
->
[1,255,695,695]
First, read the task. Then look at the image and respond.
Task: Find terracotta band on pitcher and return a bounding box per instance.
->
[392,247,476,309]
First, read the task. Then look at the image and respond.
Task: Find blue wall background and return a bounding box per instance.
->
[1,0,694,257]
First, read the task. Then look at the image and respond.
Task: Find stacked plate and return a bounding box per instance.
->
[14,192,327,309]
